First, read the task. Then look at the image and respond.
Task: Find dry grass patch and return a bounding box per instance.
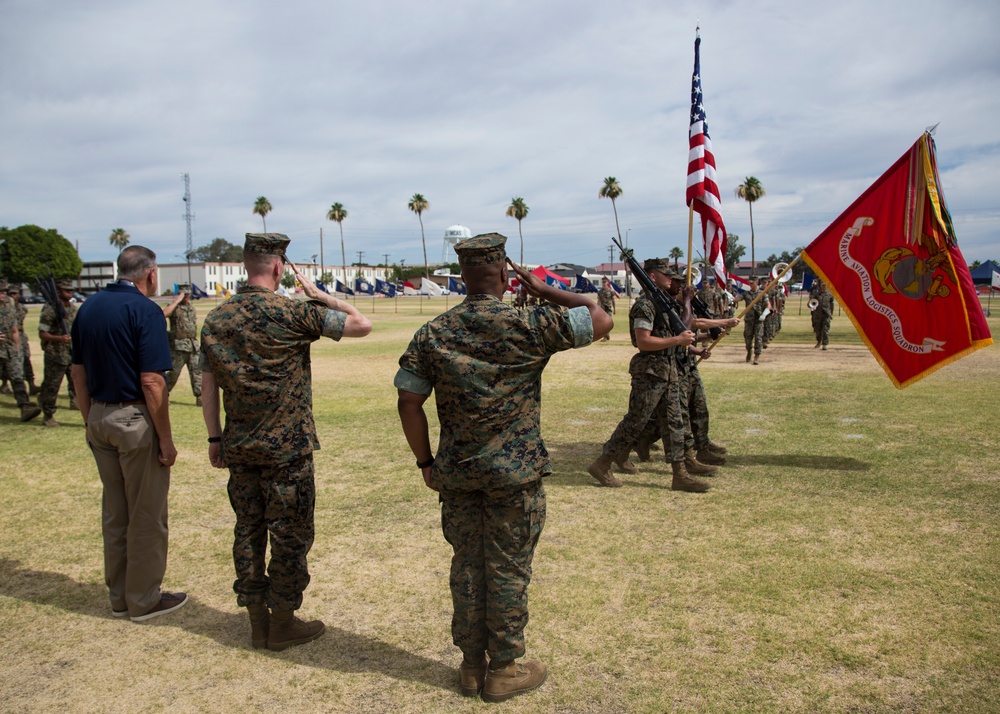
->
[0,303,997,713]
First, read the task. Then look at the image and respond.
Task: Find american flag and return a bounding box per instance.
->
[686,33,728,288]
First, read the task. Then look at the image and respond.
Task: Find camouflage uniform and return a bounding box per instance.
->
[0,289,32,410]
[15,299,35,387]
[743,287,767,360]
[597,284,616,341]
[600,293,689,464]
[200,281,347,611]
[394,236,593,664]
[38,299,78,418]
[812,285,835,347]
[762,285,780,347]
[166,301,202,399]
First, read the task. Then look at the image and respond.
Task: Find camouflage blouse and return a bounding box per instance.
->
[38,301,78,363]
[395,294,593,491]
[627,294,679,381]
[199,285,346,466]
[169,302,199,348]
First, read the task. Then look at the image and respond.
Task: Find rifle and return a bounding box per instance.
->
[689,292,723,340]
[611,236,689,365]
[36,268,69,336]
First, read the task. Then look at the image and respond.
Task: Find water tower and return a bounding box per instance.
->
[442,225,472,262]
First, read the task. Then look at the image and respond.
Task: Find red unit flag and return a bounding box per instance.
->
[802,133,992,388]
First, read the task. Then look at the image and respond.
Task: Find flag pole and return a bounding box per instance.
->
[686,203,695,287]
[699,254,800,357]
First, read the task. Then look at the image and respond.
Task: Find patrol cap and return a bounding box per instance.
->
[244,233,290,258]
[643,258,676,277]
[0,277,7,291]
[178,282,191,292]
[455,233,507,267]
[56,279,74,290]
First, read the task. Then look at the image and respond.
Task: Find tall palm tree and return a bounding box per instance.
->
[505,197,529,265]
[735,177,765,277]
[599,177,629,297]
[669,246,684,270]
[253,196,272,232]
[408,193,430,279]
[326,202,349,290]
[108,228,130,253]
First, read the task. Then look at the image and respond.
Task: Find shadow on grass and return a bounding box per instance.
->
[724,454,870,471]
[542,441,871,488]
[0,557,456,692]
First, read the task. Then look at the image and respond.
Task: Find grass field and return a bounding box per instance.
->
[1,297,997,713]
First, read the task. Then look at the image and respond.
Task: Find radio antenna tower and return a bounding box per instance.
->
[181,173,194,285]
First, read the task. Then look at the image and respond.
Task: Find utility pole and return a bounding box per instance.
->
[383,253,390,281]
[319,227,324,283]
[182,173,194,286]
[608,244,615,280]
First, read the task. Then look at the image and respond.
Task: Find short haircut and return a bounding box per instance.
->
[243,250,281,276]
[118,246,157,281]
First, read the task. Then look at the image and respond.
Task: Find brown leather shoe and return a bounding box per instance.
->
[131,591,188,622]
[460,657,487,697]
[482,660,547,703]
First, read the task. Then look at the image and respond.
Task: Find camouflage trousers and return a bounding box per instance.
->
[441,480,546,663]
[603,370,689,463]
[744,317,764,357]
[763,314,777,345]
[0,344,30,407]
[166,347,202,397]
[686,366,711,450]
[226,454,315,611]
[812,312,832,346]
[39,354,74,417]
[0,338,34,385]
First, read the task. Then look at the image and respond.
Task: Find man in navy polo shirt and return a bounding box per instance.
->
[71,245,187,622]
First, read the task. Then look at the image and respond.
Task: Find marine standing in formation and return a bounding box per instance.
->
[742,276,770,365]
[811,279,835,349]
[163,284,202,405]
[395,233,611,702]
[37,279,78,427]
[0,285,39,396]
[71,245,185,622]
[596,276,617,340]
[0,277,41,421]
[199,233,372,652]
[587,259,717,492]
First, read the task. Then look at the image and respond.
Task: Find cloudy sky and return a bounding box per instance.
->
[2,0,998,272]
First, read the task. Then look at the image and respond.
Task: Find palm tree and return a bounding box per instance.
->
[505,197,529,265]
[599,177,629,297]
[108,228,130,253]
[326,202,349,291]
[669,246,684,270]
[408,193,430,279]
[253,196,272,232]
[735,177,765,277]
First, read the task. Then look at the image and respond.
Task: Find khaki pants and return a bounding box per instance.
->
[87,402,170,616]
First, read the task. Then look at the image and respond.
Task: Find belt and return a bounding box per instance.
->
[92,399,146,406]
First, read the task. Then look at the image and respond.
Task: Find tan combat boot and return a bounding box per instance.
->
[634,440,652,462]
[706,440,728,454]
[613,454,639,474]
[43,416,59,428]
[587,455,622,487]
[247,603,269,650]
[267,609,325,651]
[671,461,710,493]
[20,405,41,422]
[459,655,487,697]
[685,448,719,476]
[696,447,726,466]
[745,348,752,363]
[482,660,548,703]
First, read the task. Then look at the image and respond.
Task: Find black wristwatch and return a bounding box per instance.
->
[208,436,222,444]
[417,456,434,469]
